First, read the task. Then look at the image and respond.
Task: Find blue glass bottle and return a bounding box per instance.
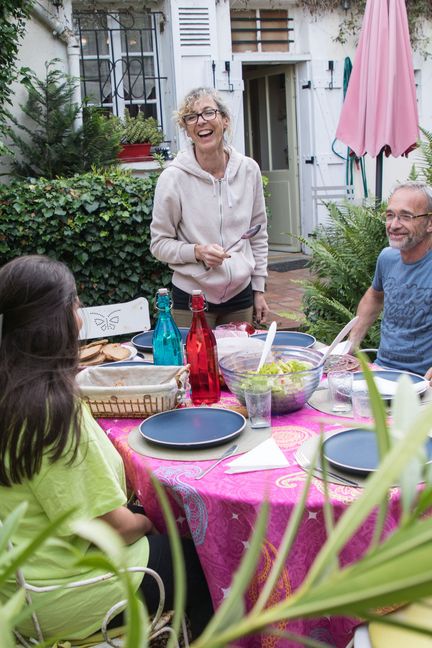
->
[153,288,184,365]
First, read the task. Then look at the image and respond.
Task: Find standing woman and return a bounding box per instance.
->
[150,87,269,328]
[0,255,212,641]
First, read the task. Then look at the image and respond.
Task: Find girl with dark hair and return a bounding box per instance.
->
[0,255,212,641]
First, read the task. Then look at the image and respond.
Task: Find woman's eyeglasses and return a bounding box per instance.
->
[182,109,220,125]
[384,211,432,224]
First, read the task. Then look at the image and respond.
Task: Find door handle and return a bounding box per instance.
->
[305,156,315,165]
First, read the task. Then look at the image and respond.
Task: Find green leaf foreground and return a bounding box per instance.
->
[191,364,432,647]
[3,365,432,647]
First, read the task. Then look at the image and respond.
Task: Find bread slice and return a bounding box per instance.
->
[80,352,106,366]
[79,344,103,361]
[102,343,130,361]
[86,338,109,348]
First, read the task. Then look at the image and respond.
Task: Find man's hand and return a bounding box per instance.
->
[194,243,230,268]
[425,366,432,383]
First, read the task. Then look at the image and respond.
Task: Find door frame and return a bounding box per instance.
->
[242,63,301,252]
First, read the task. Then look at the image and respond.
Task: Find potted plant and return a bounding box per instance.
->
[116,112,165,162]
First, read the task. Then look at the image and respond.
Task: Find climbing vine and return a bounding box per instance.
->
[296,0,432,54]
[0,1,34,152]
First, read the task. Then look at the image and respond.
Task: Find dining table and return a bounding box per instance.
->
[96,367,407,648]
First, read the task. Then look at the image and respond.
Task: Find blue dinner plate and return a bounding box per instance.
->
[324,428,432,475]
[139,407,246,449]
[252,331,316,348]
[132,328,189,352]
[352,369,428,398]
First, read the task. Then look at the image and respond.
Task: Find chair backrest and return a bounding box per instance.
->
[78,297,151,341]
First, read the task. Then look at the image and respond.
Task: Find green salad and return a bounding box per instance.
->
[240,359,312,393]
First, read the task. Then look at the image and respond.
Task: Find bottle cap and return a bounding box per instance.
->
[158,288,168,295]
[192,289,202,295]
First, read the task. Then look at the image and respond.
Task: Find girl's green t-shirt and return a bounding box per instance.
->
[0,405,149,640]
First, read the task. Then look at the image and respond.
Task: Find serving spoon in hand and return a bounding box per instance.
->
[203,224,262,272]
[224,224,261,253]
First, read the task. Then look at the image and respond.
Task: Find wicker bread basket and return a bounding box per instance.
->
[76,364,189,418]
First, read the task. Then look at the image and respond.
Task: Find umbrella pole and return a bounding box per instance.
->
[375,149,384,205]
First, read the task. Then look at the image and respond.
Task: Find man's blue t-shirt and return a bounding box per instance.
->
[372,247,432,375]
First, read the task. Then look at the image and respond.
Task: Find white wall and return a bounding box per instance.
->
[11,2,70,123]
[299,7,432,204]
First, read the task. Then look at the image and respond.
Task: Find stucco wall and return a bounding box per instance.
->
[300,7,432,202]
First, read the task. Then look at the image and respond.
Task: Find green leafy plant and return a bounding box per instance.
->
[191,359,432,647]
[7,61,122,178]
[0,1,33,155]
[116,112,165,146]
[298,201,387,346]
[0,168,171,308]
[4,364,432,646]
[410,126,432,186]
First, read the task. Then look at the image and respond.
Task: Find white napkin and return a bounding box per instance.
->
[225,438,289,474]
[319,340,352,357]
[353,376,428,396]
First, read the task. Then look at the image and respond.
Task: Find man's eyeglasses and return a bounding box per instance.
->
[182,109,221,125]
[384,211,432,224]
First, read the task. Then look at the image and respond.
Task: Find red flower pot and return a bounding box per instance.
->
[118,142,152,162]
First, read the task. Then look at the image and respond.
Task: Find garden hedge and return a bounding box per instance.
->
[0,168,171,312]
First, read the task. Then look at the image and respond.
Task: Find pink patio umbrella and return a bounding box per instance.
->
[336,0,419,202]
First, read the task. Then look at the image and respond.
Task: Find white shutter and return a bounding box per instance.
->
[171,0,217,57]
[310,59,351,227]
[178,5,211,49]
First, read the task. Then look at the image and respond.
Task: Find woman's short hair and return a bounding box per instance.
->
[175,87,231,130]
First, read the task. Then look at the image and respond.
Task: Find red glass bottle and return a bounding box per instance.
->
[186,290,221,405]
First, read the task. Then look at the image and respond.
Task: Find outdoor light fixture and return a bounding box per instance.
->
[51,0,64,9]
[341,0,351,11]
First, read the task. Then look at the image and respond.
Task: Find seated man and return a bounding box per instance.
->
[349,180,432,376]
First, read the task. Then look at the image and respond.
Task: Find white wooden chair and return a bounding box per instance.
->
[78,297,151,341]
[13,562,189,648]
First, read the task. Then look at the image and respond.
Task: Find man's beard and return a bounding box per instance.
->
[388,227,428,251]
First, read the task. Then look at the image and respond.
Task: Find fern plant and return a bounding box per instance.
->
[410,127,432,185]
[299,201,387,346]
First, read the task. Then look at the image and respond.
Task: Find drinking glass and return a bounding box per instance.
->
[244,388,272,428]
[351,388,372,419]
[328,370,353,413]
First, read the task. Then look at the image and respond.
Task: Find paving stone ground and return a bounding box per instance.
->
[265,264,312,330]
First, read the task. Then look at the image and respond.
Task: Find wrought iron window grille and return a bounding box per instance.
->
[74,9,167,130]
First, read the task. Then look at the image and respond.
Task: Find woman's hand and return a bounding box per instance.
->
[99,506,157,544]
[194,243,230,268]
[253,292,269,325]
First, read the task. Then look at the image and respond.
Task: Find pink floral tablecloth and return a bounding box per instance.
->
[98,393,401,648]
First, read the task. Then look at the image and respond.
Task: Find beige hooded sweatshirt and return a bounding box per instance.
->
[150,144,268,304]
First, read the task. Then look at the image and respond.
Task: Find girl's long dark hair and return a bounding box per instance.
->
[0,255,81,486]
